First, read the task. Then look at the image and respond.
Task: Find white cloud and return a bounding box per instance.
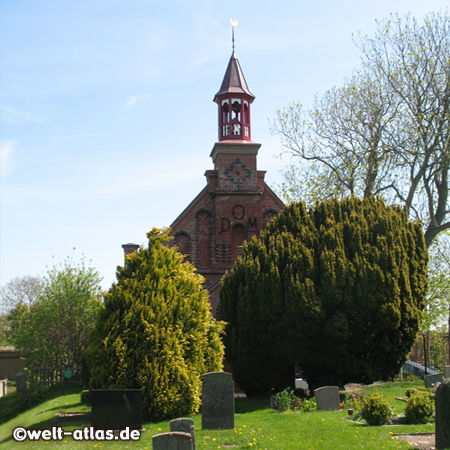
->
[0,140,16,178]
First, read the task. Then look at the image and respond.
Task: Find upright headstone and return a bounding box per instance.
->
[152,432,193,450]
[444,365,450,379]
[424,372,444,389]
[435,380,450,450]
[314,386,341,411]
[91,389,142,430]
[201,372,234,430]
[0,379,7,397]
[170,418,195,450]
[14,372,27,396]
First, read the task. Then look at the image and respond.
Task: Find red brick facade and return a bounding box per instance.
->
[170,53,284,316]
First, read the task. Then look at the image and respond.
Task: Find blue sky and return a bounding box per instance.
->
[1,0,449,291]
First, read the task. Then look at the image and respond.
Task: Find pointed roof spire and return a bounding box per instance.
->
[213,52,255,101]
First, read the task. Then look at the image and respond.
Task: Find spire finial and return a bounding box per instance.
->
[230,19,238,51]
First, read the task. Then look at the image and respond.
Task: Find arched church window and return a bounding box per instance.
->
[222,101,229,123]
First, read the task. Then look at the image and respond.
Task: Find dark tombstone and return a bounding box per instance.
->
[170,418,195,449]
[14,372,27,396]
[91,389,142,430]
[436,380,450,450]
[314,386,341,411]
[152,432,193,450]
[201,371,234,430]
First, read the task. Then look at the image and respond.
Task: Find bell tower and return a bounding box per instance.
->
[214,52,255,142]
[169,33,284,316]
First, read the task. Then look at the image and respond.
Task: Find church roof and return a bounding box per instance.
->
[214,52,255,101]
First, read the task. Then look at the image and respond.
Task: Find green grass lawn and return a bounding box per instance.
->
[0,381,434,450]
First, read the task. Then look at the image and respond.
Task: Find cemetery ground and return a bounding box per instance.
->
[0,381,436,450]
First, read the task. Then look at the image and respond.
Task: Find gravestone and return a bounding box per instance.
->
[170,418,195,449]
[444,365,450,379]
[314,386,341,411]
[0,379,7,397]
[424,372,443,389]
[91,389,142,430]
[152,432,193,450]
[201,372,234,430]
[435,380,450,450]
[14,372,27,396]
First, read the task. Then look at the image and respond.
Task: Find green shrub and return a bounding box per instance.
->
[300,397,317,412]
[274,388,295,412]
[361,391,393,425]
[220,198,427,395]
[273,388,317,413]
[405,391,434,424]
[405,386,432,398]
[86,228,225,421]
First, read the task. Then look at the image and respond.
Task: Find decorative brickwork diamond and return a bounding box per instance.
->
[224,158,252,189]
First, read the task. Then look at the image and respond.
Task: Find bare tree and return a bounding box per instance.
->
[272,11,450,248]
[0,275,44,314]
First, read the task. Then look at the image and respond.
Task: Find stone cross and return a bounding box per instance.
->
[201,371,235,430]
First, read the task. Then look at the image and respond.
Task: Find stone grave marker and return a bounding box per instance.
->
[444,365,450,379]
[0,379,7,397]
[314,386,341,411]
[201,371,234,430]
[170,418,195,449]
[152,432,193,450]
[14,372,27,396]
[424,372,444,389]
[91,389,142,430]
[435,380,450,450]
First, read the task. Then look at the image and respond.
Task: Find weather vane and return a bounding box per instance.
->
[231,19,238,51]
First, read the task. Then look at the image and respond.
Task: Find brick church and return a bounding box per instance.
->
[169,50,284,316]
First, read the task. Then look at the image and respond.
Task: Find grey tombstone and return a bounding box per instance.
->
[444,365,450,379]
[435,381,450,450]
[201,371,234,430]
[14,372,27,396]
[314,386,341,411]
[152,432,193,450]
[424,372,444,389]
[170,418,195,450]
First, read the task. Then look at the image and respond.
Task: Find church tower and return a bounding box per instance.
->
[170,49,284,316]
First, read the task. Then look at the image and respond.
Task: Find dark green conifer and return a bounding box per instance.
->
[86,228,224,420]
[220,198,427,395]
